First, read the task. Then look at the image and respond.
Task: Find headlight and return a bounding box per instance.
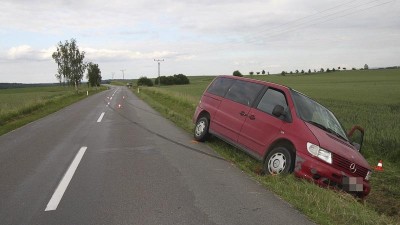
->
[307,142,332,164]
[365,170,372,181]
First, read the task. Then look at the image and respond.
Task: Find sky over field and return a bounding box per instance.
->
[0,0,399,83]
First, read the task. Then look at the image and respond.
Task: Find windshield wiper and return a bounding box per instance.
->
[305,120,348,142]
[326,127,348,142]
[305,120,328,131]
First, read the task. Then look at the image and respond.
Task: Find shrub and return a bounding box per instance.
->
[173,74,190,84]
[233,70,243,77]
[154,74,190,85]
[137,76,153,86]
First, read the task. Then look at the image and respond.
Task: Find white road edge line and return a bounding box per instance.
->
[97,112,105,123]
[45,146,88,211]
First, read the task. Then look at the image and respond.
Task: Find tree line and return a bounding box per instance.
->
[137,74,190,86]
[155,74,190,85]
[52,38,102,91]
[233,64,371,77]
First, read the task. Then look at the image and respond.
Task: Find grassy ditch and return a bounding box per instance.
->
[0,86,106,135]
[134,70,399,225]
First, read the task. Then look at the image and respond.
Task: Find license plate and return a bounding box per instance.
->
[343,177,363,192]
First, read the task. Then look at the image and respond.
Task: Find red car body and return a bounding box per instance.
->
[193,76,371,197]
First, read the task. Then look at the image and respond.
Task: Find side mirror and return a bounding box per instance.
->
[272,105,285,118]
[348,125,365,152]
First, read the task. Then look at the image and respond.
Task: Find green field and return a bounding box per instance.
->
[135,69,400,224]
[0,86,105,135]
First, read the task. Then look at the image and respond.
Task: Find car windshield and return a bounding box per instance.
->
[291,90,349,142]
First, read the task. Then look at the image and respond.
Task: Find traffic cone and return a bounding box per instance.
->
[374,160,384,171]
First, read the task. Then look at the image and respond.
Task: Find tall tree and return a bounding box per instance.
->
[68,39,86,91]
[52,38,86,92]
[55,73,62,85]
[52,41,70,85]
[86,62,102,88]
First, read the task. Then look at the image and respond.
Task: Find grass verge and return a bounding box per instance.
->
[0,86,106,136]
[135,86,398,225]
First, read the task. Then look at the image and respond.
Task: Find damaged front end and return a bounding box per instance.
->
[294,152,371,198]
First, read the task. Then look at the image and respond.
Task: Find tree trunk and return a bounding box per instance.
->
[75,81,78,93]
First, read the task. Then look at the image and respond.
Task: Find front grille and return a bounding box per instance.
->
[332,152,369,178]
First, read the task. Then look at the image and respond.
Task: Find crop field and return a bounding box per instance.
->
[0,86,104,135]
[135,69,400,224]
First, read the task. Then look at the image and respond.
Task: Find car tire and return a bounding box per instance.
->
[194,116,209,142]
[264,147,293,175]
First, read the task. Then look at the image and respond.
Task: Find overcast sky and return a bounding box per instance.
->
[0,0,399,83]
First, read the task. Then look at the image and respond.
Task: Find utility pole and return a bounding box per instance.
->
[112,72,115,80]
[154,59,164,86]
[120,69,125,80]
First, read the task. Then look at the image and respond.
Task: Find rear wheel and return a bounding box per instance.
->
[194,116,209,142]
[264,147,293,175]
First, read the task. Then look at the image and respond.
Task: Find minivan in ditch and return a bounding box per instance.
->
[193,76,371,197]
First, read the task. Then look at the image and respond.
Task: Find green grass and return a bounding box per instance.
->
[134,69,400,225]
[0,85,106,135]
[110,80,134,86]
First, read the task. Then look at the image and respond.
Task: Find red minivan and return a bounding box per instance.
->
[193,76,371,197]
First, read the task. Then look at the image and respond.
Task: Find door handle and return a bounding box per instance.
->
[249,115,255,120]
[239,111,247,116]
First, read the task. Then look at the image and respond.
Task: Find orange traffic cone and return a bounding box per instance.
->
[374,160,384,171]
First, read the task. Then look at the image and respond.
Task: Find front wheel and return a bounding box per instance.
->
[194,117,209,142]
[264,147,293,175]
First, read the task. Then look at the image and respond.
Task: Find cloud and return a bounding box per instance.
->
[1,45,194,63]
[7,45,33,59]
[83,47,185,61]
[0,0,399,83]
[4,45,54,61]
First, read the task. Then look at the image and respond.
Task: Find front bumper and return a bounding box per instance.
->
[294,151,371,197]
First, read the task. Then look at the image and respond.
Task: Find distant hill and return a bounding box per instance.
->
[0,80,111,89]
[0,83,59,89]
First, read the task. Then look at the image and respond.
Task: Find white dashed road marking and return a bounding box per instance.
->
[97,112,105,123]
[45,146,88,211]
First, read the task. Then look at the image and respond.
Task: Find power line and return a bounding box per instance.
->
[188,0,395,55]
[242,0,363,42]
[245,0,394,44]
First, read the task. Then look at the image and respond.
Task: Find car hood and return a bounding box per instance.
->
[306,123,371,169]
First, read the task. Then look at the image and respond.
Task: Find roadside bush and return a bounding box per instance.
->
[155,74,190,85]
[233,70,243,77]
[137,76,153,86]
[173,74,190,84]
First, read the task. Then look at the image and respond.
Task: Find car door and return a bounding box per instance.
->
[238,88,290,157]
[212,80,264,142]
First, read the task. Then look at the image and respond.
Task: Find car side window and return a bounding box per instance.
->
[225,80,263,106]
[207,77,235,97]
[257,88,288,115]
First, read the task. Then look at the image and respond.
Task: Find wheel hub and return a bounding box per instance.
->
[195,121,205,136]
[268,153,286,174]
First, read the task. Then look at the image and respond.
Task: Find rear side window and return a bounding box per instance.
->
[207,77,235,97]
[257,88,288,114]
[225,80,264,106]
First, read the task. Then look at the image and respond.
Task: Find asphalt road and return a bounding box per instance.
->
[0,86,314,225]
